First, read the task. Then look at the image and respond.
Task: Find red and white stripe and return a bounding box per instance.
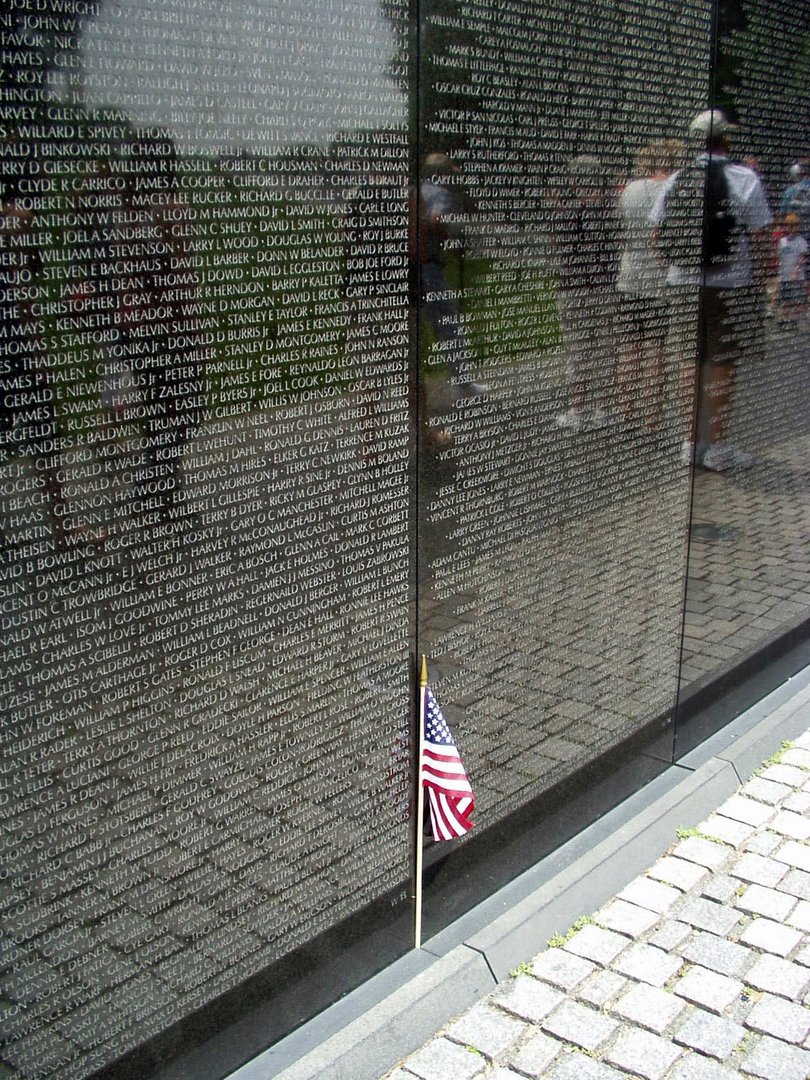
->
[426,789,474,840]
[422,741,474,840]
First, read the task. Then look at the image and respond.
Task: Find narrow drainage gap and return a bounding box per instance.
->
[461,943,498,985]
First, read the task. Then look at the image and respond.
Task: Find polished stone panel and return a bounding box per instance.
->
[1,0,808,1077]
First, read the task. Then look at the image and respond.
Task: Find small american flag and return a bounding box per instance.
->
[422,687,474,841]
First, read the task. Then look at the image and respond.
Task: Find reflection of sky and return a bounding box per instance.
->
[50,0,406,152]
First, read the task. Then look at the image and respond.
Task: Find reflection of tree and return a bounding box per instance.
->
[3,0,101,99]
[379,0,411,92]
[410,0,710,180]
[418,0,482,160]
[723,0,810,180]
[2,3,124,174]
[714,0,749,115]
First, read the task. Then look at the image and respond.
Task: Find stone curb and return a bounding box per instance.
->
[226,665,810,1080]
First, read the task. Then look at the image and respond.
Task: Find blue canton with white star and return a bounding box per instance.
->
[426,691,454,745]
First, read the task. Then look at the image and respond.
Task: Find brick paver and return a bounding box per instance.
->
[384,728,810,1080]
[739,917,804,957]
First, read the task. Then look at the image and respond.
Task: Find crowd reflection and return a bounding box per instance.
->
[1,1,809,1076]
[615,139,683,435]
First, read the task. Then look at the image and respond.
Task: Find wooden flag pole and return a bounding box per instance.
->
[414,653,428,949]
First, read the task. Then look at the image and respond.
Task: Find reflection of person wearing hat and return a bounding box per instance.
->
[419,153,489,398]
[650,108,772,472]
[615,139,684,435]
[777,212,807,324]
[687,109,737,141]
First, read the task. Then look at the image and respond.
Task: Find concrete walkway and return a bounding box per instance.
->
[225,666,810,1080]
[383,732,810,1079]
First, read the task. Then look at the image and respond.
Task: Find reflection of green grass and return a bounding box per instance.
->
[431,253,560,373]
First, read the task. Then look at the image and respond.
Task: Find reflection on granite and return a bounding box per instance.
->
[419,355,690,835]
[681,320,810,688]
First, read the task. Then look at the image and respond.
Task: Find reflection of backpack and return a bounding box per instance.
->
[659,158,738,269]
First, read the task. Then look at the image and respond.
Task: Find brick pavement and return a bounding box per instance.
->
[681,434,810,689]
[383,730,810,1080]
[679,319,810,688]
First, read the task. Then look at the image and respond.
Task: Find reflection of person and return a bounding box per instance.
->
[410,184,451,457]
[343,171,404,465]
[651,109,772,472]
[554,155,620,432]
[780,160,810,238]
[419,153,488,398]
[615,140,683,433]
[776,213,807,324]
